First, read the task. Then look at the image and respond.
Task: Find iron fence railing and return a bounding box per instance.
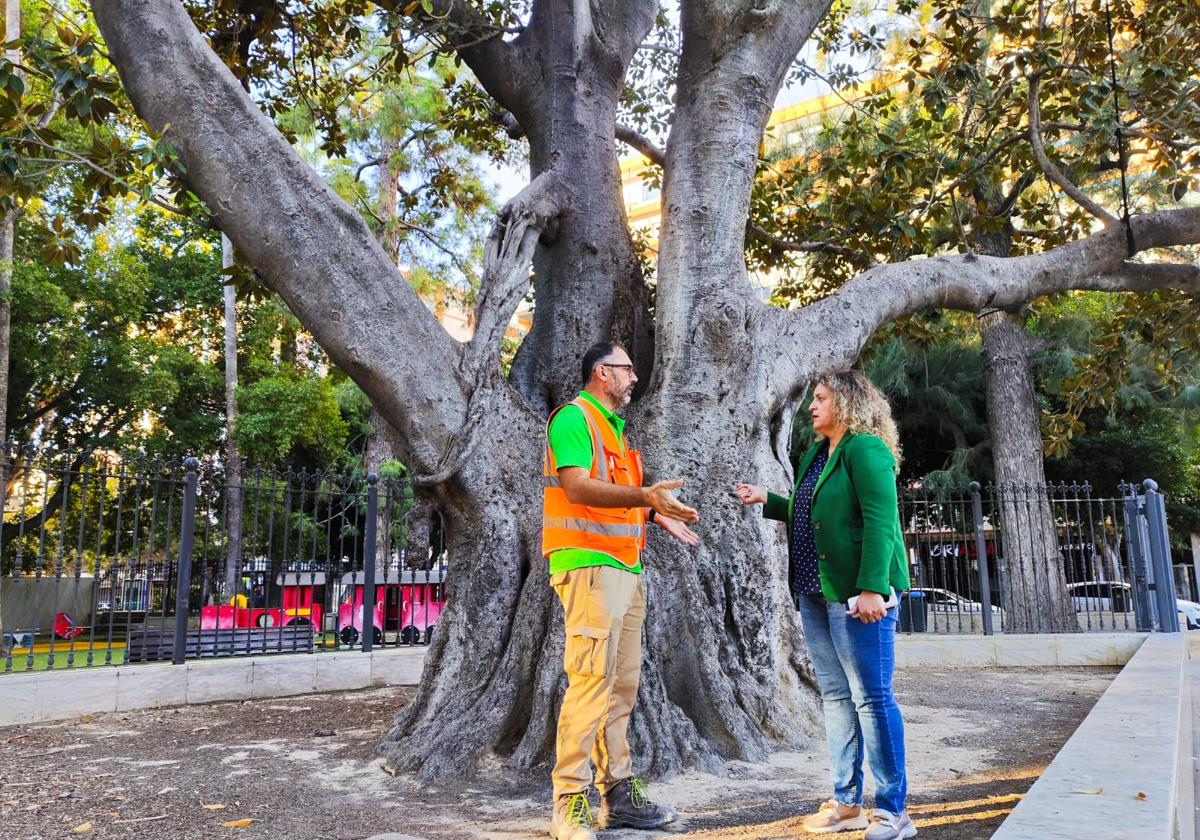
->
[898,480,1182,635]
[1,449,440,674]
[0,445,1186,673]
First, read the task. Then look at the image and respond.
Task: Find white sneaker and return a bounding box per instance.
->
[865,809,917,839]
[801,799,869,833]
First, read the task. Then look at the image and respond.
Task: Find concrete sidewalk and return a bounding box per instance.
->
[991,631,1192,840]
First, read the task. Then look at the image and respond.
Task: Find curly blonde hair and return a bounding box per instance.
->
[814,370,903,467]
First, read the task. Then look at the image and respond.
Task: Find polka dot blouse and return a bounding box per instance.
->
[790,443,829,599]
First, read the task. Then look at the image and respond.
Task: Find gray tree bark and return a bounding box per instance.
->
[980,311,1078,632]
[0,209,11,445]
[91,0,1200,780]
[970,191,1078,633]
[222,234,243,601]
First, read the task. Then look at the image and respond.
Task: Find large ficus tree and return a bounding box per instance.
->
[89,0,1199,779]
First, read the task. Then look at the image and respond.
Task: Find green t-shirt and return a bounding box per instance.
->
[546,391,643,575]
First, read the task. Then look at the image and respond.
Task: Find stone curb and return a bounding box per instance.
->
[991,631,1186,840]
[895,631,1148,668]
[0,647,427,727]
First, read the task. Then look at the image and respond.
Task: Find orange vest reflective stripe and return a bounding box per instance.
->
[542,397,646,567]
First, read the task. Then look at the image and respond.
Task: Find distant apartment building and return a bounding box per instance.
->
[416,281,532,343]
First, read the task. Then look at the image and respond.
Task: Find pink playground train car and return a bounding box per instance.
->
[336,569,446,646]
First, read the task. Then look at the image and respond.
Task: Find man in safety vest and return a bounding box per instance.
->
[544,341,701,840]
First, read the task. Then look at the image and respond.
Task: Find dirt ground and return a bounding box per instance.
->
[0,667,1115,840]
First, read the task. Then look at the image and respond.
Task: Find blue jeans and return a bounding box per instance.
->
[796,593,907,814]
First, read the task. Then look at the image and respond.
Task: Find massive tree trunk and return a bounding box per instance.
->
[384,0,830,777]
[93,0,1200,781]
[502,1,656,411]
[980,311,1077,632]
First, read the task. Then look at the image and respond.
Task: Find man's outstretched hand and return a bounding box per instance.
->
[655,513,700,546]
[645,479,699,523]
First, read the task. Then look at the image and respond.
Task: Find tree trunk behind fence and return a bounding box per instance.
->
[981,311,1078,632]
[222,234,243,600]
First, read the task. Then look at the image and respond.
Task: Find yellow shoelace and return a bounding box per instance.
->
[629,778,651,809]
[565,793,592,826]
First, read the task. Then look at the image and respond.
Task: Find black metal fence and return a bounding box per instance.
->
[0,446,1188,674]
[898,480,1183,635]
[1,449,441,674]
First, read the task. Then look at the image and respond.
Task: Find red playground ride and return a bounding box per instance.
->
[200,572,325,631]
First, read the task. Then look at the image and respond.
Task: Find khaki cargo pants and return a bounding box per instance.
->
[550,564,645,800]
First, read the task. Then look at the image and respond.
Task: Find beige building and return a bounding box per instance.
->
[420,283,533,344]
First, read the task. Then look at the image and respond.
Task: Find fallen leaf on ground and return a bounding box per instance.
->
[202,804,226,810]
[1071,787,1103,795]
[222,818,257,828]
[70,822,93,834]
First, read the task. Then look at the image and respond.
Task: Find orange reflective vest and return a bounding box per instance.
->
[542,397,646,567]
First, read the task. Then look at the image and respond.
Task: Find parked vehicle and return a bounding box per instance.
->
[1178,599,1200,630]
[1066,580,1200,629]
[909,587,1002,615]
[1066,580,1132,613]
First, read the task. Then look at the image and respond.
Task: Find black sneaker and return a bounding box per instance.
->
[598,777,678,830]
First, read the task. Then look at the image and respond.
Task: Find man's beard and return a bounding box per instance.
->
[606,380,632,409]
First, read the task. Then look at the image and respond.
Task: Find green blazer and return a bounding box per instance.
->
[764,432,910,604]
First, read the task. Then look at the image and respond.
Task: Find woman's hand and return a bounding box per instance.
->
[848,590,887,623]
[655,513,701,546]
[735,483,767,506]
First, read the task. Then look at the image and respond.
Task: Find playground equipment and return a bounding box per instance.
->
[53,612,87,640]
[336,569,446,646]
[199,573,325,631]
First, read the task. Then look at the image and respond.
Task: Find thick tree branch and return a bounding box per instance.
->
[1028,75,1118,226]
[586,0,658,67]
[470,170,569,366]
[1075,261,1200,295]
[92,0,469,477]
[765,205,1200,400]
[413,171,570,487]
[615,124,664,166]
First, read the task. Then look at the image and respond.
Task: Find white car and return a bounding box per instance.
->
[909,587,1002,615]
[1067,581,1134,612]
[1066,581,1200,629]
[1178,599,1200,630]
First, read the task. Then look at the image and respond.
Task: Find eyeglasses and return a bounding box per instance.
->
[598,362,635,373]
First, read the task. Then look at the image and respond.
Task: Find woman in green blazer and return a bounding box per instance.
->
[736,370,915,840]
